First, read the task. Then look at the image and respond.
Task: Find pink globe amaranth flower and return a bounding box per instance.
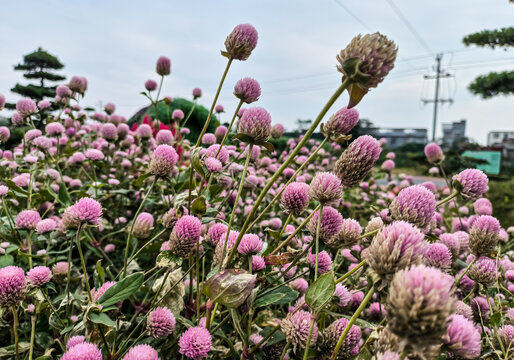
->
[453,169,489,200]
[201,133,216,145]
[469,215,500,257]
[68,76,88,93]
[25,129,42,142]
[52,261,69,278]
[381,159,395,172]
[72,197,103,226]
[387,264,456,348]
[334,284,351,307]
[66,335,85,349]
[156,129,174,144]
[326,218,362,249]
[205,144,229,164]
[0,126,10,143]
[100,123,118,140]
[390,185,436,229]
[424,142,444,163]
[192,87,202,99]
[442,314,481,359]
[104,103,116,115]
[334,135,382,188]
[307,206,343,242]
[281,182,310,215]
[367,302,387,320]
[322,317,361,358]
[172,109,184,121]
[16,98,38,117]
[27,266,52,286]
[0,266,26,306]
[92,281,116,302]
[122,344,160,360]
[0,93,5,110]
[45,122,65,136]
[307,250,332,274]
[270,123,285,139]
[11,112,25,125]
[136,124,153,138]
[133,212,154,239]
[366,221,425,288]
[170,215,202,257]
[439,233,461,258]
[471,296,490,321]
[147,306,176,338]
[33,135,52,149]
[179,326,212,359]
[36,218,56,234]
[215,104,224,113]
[225,23,258,61]
[104,244,115,253]
[214,125,227,143]
[290,277,308,294]
[234,77,261,104]
[468,256,497,285]
[85,148,105,161]
[16,210,41,230]
[281,310,317,349]
[0,185,8,197]
[204,157,222,173]
[237,106,271,144]
[206,223,228,245]
[498,325,514,348]
[237,234,263,255]
[156,56,171,76]
[422,242,452,270]
[252,255,266,272]
[149,144,178,177]
[473,197,492,215]
[214,230,240,264]
[309,172,343,205]
[145,79,158,91]
[62,342,102,360]
[323,107,359,137]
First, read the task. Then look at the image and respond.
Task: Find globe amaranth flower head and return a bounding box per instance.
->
[422,242,452,271]
[0,127,10,144]
[178,326,212,359]
[122,344,160,360]
[497,325,514,349]
[104,102,116,115]
[473,198,492,216]
[66,335,85,349]
[147,306,176,339]
[336,32,397,91]
[133,212,154,239]
[390,185,436,229]
[442,314,481,359]
[237,106,271,144]
[145,79,158,91]
[309,172,343,205]
[156,56,171,76]
[281,182,310,215]
[16,98,38,117]
[63,197,102,229]
[100,123,118,140]
[321,317,361,359]
[307,250,332,274]
[172,109,185,121]
[270,123,285,139]
[281,310,317,350]
[468,256,497,285]
[149,144,178,177]
[92,281,116,302]
[323,107,359,138]
[68,76,88,94]
[386,264,456,349]
[468,215,500,257]
[0,266,26,306]
[224,23,258,61]
[192,87,202,99]
[452,168,489,200]
[424,143,444,164]
[325,218,362,249]
[334,135,381,188]
[16,210,41,230]
[306,206,343,242]
[234,77,261,104]
[85,148,105,161]
[237,234,263,255]
[366,221,425,290]
[27,266,52,286]
[0,93,5,110]
[61,342,102,360]
[169,215,202,257]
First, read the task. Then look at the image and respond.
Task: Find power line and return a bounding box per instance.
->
[385,0,433,55]
[333,0,370,30]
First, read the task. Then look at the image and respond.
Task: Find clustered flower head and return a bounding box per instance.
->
[147,306,176,338]
[281,310,317,349]
[424,143,444,163]
[306,206,343,242]
[0,266,26,306]
[156,56,171,76]
[63,197,102,228]
[224,23,258,61]
[442,314,481,359]
[321,317,361,359]
[27,266,52,286]
[61,342,102,360]
[326,218,362,249]
[390,185,436,229]
[178,326,212,359]
[169,215,202,257]
[453,168,489,200]
[234,77,261,104]
[133,212,154,239]
[237,106,271,144]
[149,144,178,177]
[468,215,500,257]
[309,172,343,205]
[281,182,310,214]
[323,107,359,137]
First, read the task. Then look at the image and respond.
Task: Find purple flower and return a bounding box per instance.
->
[156,56,171,76]
[172,109,185,121]
[147,306,176,338]
[145,79,158,91]
[307,250,332,274]
[0,127,10,143]
[205,157,222,173]
[169,216,202,257]
[237,106,271,144]
[468,256,497,285]
[323,107,359,137]
[271,123,285,139]
[27,266,52,286]
[281,182,310,215]
[136,124,153,138]
[498,325,514,348]
[442,314,481,359]
[68,76,88,94]
[61,342,102,360]
[224,24,258,61]
[192,87,202,99]
[100,123,118,140]
[424,143,444,163]
[469,215,500,257]
[306,206,343,242]
[453,169,489,200]
[390,185,436,229]
[16,210,41,230]
[149,144,178,177]
[178,326,212,359]
[16,98,38,117]
[334,284,351,307]
[206,223,228,246]
[0,94,5,110]
[66,335,85,349]
[326,218,362,249]
[309,172,343,205]
[92,281,116,302]
[281,310,317,349]
[322,317,361,357]
[0,266,26,306]
[423,243,452,270]
[122,344,160,360]
[234,77,261,104]
[85,148,105,161]
[64,197,103,227]
[156,129,174,145]
[133,212,154,239]
[205,144,229,164]
[201,133,216,145]
[237,234,263,255]
[252,255,266,272]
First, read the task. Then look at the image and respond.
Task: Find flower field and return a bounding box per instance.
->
[0,23,513,360]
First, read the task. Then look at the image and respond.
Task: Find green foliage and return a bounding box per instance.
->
[487,179,514,226]
[463,27,514,49]
[11,47,65,101]
[468,71,514,98]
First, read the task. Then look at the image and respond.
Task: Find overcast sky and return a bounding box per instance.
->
[0,0,512,144]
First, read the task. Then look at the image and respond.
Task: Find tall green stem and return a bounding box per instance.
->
[453,257,477,289]
[226,81,349,267]
[314,205,323,280]
[336,259,367,284]
[303,315,317,360]
[66,235,74,317]
[75,223,93,302]
[28,315,36,360]
[12,306,19,360]
[436,191,458,207]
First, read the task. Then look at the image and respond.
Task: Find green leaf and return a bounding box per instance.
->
[88,312,116,327]
[98,272,144,307]
[0,342,30,357]
[490,312,502,326]
[254,286,299,308]
[95,260,105,285]
[0,255,14,268]
[5,180,28,197]
[305,272,335,312]
[156,251,182,268]
[203,269,257,308]
[231,133,254,143]
[346,82,368,109]
[191,148,206,179]
[192,197,207,216]
[261,141,274,153]
[58,183,71,206]
[135,172,153,187]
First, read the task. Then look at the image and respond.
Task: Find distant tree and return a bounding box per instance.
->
[11,47,65,101]
[463,27,514,98]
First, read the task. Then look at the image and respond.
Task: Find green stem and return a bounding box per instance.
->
[180,101,197,129]
[127,229,167,267]
[226,81,349,267]
[280,341,291,360]
[26,231,33,269]
[335,259,367,284]
[314,205,323,280]
[329,286,374,360]
[303,315,317,360]
[279,213,293,239]
[2,200,16,239]
[436,191,458,207]
[75,223,93,302]
[28,315,36,360]
[358,229,379,240]
[12,306,19,360]
[66,235,74,317]
[453,257,477,290]
[123,178,156,277]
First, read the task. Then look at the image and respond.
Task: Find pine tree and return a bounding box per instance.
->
[11,47,66,101]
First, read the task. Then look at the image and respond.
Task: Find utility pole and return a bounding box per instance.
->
[422,53,453,141]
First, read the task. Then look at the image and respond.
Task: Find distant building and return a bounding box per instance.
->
[358,119,428,148]
[487,131,514,146]
[442,119,466,146]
